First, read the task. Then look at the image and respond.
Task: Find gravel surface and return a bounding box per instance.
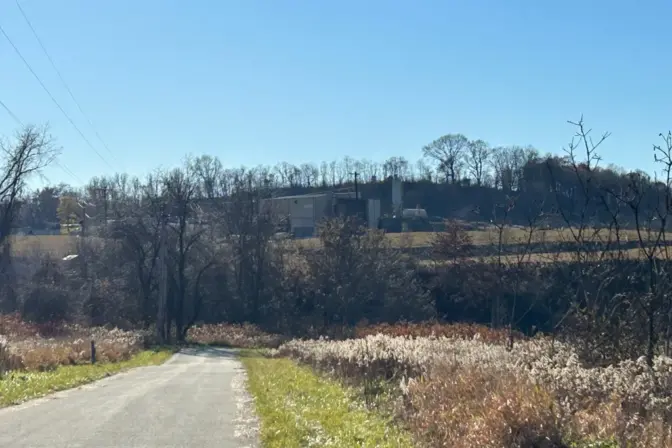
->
[0,347,260,448]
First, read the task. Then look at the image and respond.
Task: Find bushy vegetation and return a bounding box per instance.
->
[186,323,287,348]
[0,313,148,374]
[276,324,672,447]
[353,321,521,344]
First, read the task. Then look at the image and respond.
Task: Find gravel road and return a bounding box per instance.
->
[0,347,259,448]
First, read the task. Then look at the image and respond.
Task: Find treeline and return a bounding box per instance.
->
[12,122,669,230]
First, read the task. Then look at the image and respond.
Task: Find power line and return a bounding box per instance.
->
[14,0,121,168]
[0,22,117,172]
[0,95,84,184]
[0,98,23,128]
[54,160,83,184]
[0,98,22,125]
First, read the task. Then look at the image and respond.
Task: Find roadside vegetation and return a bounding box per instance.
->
[274,324,634,447]
[0,314,173,406]
[0,313,152,372]
[186,323,287,348]
[241,350,414,448]
[0,349,171,407]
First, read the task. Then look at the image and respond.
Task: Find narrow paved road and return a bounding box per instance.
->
[0,347,259,448]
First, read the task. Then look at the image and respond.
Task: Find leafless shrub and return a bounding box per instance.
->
[430,219,472,261]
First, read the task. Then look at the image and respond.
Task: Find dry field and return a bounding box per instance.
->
[8,235,109,258]
[421,245,672,267]
[9,235,79,257]
[295,226,663,249]
[275,322,672,447]
[8,227,664,258]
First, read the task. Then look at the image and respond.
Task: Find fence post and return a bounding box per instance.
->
[91,340,96,364]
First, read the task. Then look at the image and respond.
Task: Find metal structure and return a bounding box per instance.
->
[391,176,403,214]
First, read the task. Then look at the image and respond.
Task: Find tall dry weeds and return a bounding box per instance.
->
[0,314,148,372]
[276,333,672,447]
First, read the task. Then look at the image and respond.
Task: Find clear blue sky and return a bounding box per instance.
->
[1,0,671,188]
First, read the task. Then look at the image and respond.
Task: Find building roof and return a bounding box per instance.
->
[267,192,331,200]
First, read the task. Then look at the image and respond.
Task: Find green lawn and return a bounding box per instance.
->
[241,351,414,448]
[0,349,173,407]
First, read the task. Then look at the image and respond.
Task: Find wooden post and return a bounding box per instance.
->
[91,340,96,364]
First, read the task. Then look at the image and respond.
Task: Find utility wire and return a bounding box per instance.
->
[0,98,22,125]
[14,0,121,169]
[0,23,117,172]
[0,94,84,184]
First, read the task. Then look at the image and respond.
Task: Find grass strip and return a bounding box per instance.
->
[240,351,414,448]
[0,348,173,406]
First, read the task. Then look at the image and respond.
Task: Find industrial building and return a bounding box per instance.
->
[260,191,381,237]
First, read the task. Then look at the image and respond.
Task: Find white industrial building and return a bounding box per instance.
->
[261,191,380,237]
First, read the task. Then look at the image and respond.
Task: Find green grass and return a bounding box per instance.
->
[240,351,414,448]
[0,348,173,407]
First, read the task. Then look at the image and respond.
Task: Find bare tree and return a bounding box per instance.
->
[545,118,639,364]
[415,159,434,182]
[319,161,329,187]
[422,134,468,184]
[0,125,57,313]
[220,171,279,324]
[0,125,57,250]
[300,163,319,188]
[191,155,223,199]
[465,139,491,186]
[490,145,539,192]
[383,157,409,180]
[162,165,208,342]
[606,136,672,365]
[112,172,165,327]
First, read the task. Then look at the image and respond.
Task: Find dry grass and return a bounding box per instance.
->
[294,226,663,249]
[354,321,522,344]
[419,245,672,267]
[275,324,672,447]
[11,235,77,257]
[9,235,78,257]
[405,365,564,447]
[9,227,660,259]
[8,235,108,257]
[186,323,287,348]
[0,314,148,372]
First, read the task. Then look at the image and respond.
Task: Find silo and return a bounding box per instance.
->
[391,176,403,214]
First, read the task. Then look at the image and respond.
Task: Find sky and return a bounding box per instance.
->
[1,0,671,188]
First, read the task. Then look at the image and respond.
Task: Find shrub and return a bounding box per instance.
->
[354,321,521,344]
[186,323,286,348]
[431,219,473,261]
[404,366,566,448]
[2,324,147,372]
